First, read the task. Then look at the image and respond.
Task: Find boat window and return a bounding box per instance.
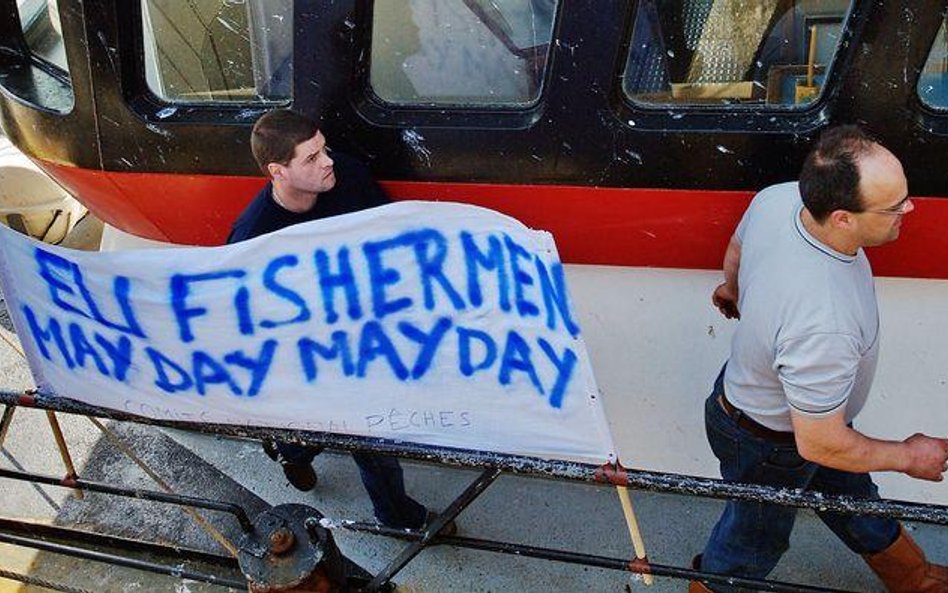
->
[13,0,73,112]
[919,18,948,110]
[622,0,851,108]
[17,0,68,70]
[370,0,558,106]
[142,0,292,104]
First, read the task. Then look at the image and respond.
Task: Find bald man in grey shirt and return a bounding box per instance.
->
[725,180,879,432]
[691,126,948,593]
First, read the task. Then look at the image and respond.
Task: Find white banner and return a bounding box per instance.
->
[0,201,616,464]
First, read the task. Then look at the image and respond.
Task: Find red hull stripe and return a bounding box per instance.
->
[33,161,945,279]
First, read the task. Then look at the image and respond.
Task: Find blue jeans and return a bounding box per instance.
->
[277,442,428,529]
[700,368,898,592]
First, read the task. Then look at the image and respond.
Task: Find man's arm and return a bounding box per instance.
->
[791,410,948,481]
[712,233,741,319]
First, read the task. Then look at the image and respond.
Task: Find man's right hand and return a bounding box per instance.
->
[903,433,948,482]
[712,282,740,319]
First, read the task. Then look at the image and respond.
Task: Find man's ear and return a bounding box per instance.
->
[267,162,283,180]
[828,209,856,230]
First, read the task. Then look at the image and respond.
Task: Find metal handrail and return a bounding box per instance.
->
[4,388,946,526]
[0,467,255,533]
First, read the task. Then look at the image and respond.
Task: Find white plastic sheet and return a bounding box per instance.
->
[0,201,616,464]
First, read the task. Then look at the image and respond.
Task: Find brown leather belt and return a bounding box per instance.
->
[717,394,796,445]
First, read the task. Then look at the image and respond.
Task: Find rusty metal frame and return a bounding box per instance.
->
[345,521,857,593]
[0,517,245,588]
[2,387,947,592]
[0,467,255,533]
[5,389,945,526]
[361,467,502,592]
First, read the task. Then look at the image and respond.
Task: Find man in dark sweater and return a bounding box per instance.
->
[228,109,444,532]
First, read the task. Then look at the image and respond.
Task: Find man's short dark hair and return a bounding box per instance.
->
[251,109,320,175]
[799,125,876,223]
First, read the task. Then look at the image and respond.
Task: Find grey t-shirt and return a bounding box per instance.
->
[724,182,880,432]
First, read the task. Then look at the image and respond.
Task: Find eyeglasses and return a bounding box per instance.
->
[865,196,912,216]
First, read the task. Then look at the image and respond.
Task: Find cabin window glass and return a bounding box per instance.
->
[13,0,73,112]
[622,0,851,108]
[16,0,68,71]
[142,0,292,103]
[370,0,558,106]
[918,19,948,110]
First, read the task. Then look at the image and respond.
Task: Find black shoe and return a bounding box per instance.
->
[282,462,317,491]
[262,439,318,492]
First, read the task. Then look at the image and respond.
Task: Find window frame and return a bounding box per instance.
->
[354,0,561,129]
[916,15,948,123]
[135,0,294,111]
[612,0,859,133]
[7,0,73,113]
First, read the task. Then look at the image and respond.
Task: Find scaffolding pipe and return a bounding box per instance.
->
[341,521,859,593]
[0,517,239,568]
[0,532,246,589]
[4,389,946,526]
[0,467,255,533]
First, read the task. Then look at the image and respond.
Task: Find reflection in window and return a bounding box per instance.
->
[16,0,68,71]
[142,0,291,103]
[371,0,558,106]
[623,0,851,108]
[919,19,948,109]
[14,0,73,112]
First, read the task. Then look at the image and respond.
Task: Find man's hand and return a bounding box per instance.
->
[713,234,741,319]
[902,433,948,482]
[712,282,740,319]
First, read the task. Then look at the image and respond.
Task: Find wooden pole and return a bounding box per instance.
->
[0,328,83,498]
[616,486,653,586]
[806,25,818,88]
[46,411,83,500]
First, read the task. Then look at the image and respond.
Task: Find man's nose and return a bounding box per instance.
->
[322,153,334,168]
[903,198,915,214]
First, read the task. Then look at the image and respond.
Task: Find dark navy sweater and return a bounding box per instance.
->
[227,152,389,243]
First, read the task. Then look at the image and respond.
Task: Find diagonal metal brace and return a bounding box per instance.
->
[361,466,502,592]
